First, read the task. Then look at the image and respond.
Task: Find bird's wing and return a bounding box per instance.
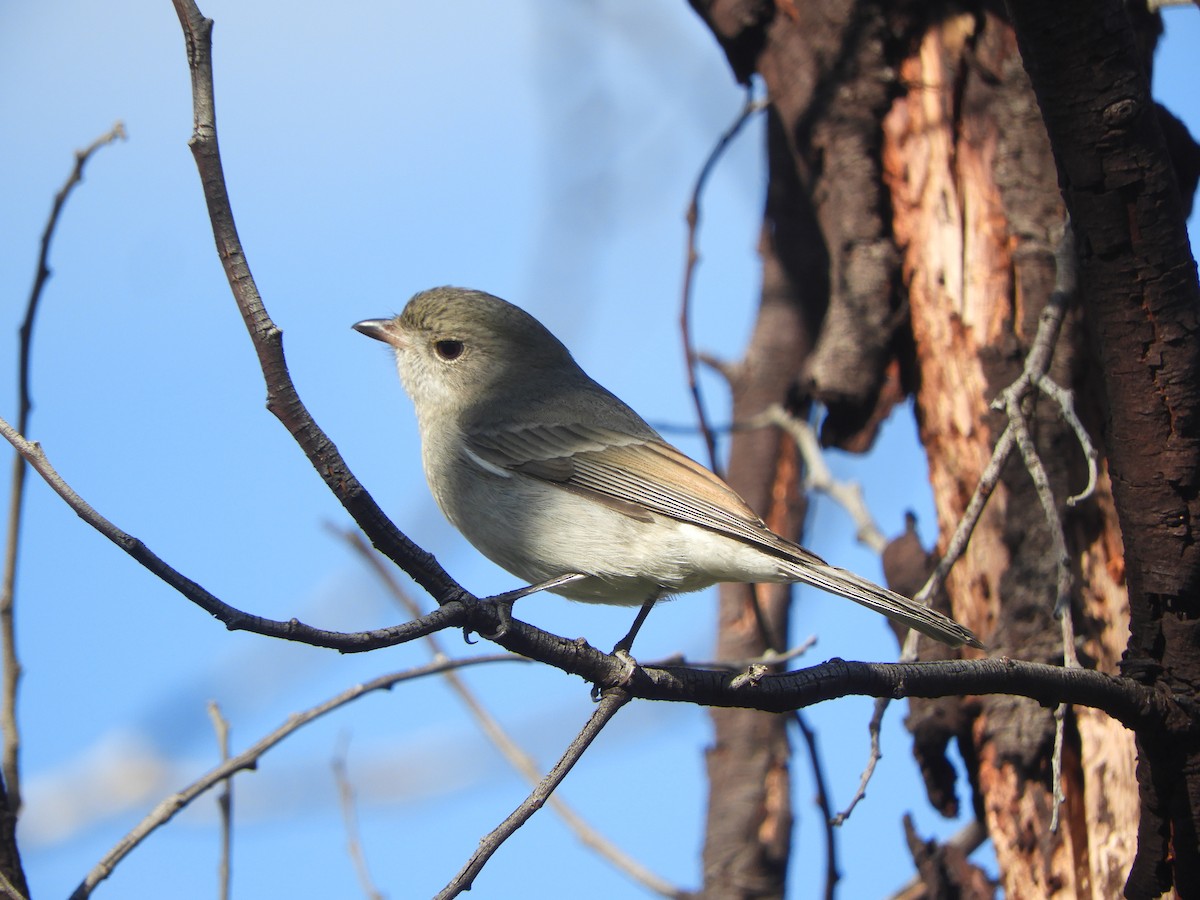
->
[466,422,826,565]
[467,422,984,649]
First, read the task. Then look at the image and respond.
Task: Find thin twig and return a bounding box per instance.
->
[2,122,125,816]
[69,655,520,900]
[679,92,766,474]
[838,223,1084,823]
[757,406,888,553]
[206,701,232,900]
[793,711,840,899]
[830,696,886,825]
[332,737,384,900]
[338,528,686,899]
[435,687,632,900]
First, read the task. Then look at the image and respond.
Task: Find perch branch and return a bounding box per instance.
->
[341,529,686,898]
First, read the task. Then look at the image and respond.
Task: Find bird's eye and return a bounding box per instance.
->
[434,339,465,361]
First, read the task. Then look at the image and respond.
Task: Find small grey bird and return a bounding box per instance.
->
[355,287,982,651]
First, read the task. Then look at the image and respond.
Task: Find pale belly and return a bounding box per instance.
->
[430,457,786,606]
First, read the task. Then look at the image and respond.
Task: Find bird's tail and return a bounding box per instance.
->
[780,559,984,649]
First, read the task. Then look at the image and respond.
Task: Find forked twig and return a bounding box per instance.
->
[836,223,1086,825]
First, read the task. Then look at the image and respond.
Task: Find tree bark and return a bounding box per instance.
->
[687,0,1199,896]
[1004,0,1200,895]
[883,12,1136,896]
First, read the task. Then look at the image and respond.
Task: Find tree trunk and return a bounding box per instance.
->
[701,110,817,900]
[1004,1,1200,894]
[687,0,1197,896]
[883,13,1135,897]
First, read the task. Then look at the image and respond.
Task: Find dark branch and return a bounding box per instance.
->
[168,0,461,604]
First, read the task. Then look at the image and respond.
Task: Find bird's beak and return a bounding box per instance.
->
[353,318,406,348]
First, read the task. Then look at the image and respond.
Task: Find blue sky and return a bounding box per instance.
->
[1,3,1197,898]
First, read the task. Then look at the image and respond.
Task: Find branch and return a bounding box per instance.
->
[2,122,125,819]
[435,687,632,899]
[340,529,686,898]
[206,701,232,900]
[168,0,460,604]
[332,739,384,900]
[679,92,766,473]
[68,655,520,900]
[830,696,886,826]
[0,409,1175,732]
[0,412,483,651]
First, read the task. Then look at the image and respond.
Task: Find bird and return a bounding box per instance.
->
[354,286,983,653]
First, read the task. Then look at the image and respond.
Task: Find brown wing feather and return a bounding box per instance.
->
[467,423,825,564]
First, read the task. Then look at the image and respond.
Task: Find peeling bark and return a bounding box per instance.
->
[685,0,1197,895]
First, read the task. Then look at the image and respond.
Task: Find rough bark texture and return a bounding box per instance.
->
[882,13,1139,897]
[1004,0,1200,895]
[688,0,1199,897]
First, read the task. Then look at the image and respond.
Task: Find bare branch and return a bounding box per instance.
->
[435,687,633,900]
[793,712,840,898]
[340,529,686,898]
[679,92,766,474]
[0,412,1170,730]
[757,405,888,553]
[206,701,232,900]
[2,122,125,819]
[0,412,476,652]
[332,738,384,900]
[168,0,459,604]
[840,223,1086,827]
[68,655,520,900]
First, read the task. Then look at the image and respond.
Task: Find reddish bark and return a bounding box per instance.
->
[687,0,1198,896]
